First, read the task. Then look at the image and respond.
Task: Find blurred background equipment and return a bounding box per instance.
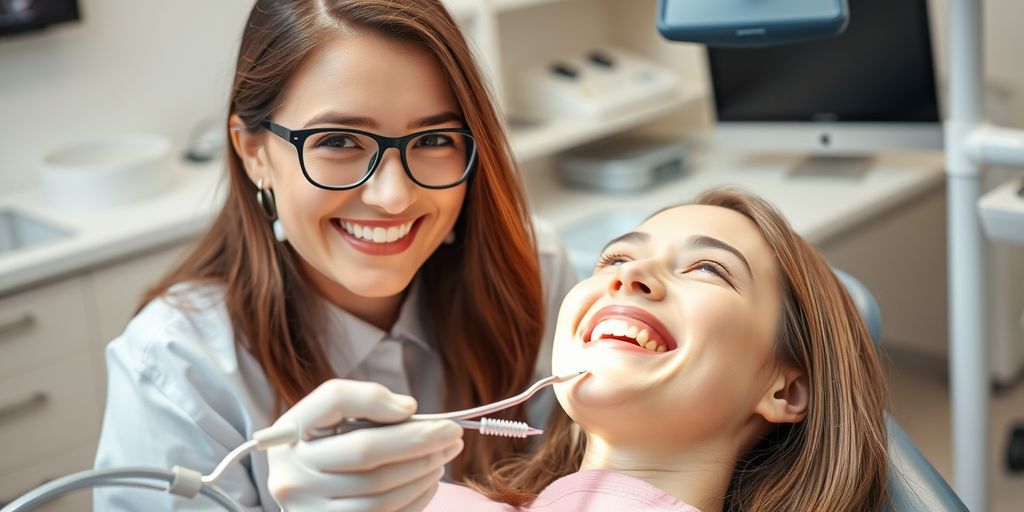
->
[0,0,79,37]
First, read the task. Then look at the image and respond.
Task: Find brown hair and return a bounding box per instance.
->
[474,187,891,511]
[141,0,543,481]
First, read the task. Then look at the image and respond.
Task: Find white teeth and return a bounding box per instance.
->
[590,319,666,352]
[339,220,416,244]
[636,329,650,345]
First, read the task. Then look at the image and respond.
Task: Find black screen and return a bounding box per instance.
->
[0,0,79,37]
[707,0,939,123]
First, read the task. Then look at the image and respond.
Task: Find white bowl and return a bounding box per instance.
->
[38,133,173,210]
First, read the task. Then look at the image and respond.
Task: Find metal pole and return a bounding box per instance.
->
[945,1,989,510]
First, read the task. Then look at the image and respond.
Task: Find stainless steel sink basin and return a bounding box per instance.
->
[558,209,652,278]
[0,209,72,255]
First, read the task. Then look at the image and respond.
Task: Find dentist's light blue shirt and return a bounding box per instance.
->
[93,223,577,511]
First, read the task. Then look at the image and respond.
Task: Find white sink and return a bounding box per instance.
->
[38,133,173,210]
[0,209,72,255]
[558,209,652,278]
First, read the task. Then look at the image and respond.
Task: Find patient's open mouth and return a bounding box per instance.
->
[582,305,679,353]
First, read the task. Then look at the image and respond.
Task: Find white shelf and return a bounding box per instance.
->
[508,87,704,163]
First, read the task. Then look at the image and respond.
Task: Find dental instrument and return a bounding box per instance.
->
[0,370,588,512]
[309,369,589,438]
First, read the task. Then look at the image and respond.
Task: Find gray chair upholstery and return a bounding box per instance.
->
[834,270,969,512]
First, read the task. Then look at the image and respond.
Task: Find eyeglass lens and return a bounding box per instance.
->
[302,130,474,188]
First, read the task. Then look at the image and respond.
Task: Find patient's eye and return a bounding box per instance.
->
[596,252,630,269]
[685,260,737,290]
[695,260,727,277]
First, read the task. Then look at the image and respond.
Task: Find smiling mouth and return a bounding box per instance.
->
[582,305,679,354]
[333,217,420,244]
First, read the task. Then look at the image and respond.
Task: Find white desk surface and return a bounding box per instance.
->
[0,161,224,295]
[526,152,946,245]
[0,152,945,295]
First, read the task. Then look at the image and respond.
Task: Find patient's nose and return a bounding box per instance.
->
[609,262,665,300]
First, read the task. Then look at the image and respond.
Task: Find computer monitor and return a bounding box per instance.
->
[707,0,941,156]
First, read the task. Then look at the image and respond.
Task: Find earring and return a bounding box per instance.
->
[443,229,456,245]
[256,178,277,220]
[273,219,288,242]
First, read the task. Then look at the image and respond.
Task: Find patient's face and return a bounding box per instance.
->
[552,205,784,449]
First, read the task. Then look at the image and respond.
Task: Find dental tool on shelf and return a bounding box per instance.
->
[309,369,589,439]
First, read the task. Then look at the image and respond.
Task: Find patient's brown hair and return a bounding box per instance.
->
[473,188,891,511]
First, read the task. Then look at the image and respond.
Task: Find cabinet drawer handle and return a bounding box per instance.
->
[0,391,49,425]
[0,312,36,339]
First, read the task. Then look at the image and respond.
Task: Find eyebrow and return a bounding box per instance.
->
[601,231,650,253]
[687,235,752,277]
[304,111,464,130]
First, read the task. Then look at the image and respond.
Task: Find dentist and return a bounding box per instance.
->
[93,1,576,510]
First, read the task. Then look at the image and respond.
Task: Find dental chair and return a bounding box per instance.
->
[834,270,969,512]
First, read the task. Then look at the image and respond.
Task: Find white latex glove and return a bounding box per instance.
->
[267,379,464,512]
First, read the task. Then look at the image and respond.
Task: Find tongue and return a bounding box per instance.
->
[601,335,640,347]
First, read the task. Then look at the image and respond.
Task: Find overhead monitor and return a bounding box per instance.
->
[0,0,80,38]
[707,0,942,156]
[658,0,849,47]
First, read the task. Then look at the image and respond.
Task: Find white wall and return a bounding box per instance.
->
[0,0,253,193]
[2,0,1023,194]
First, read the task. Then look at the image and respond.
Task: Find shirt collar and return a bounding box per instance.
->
[322,275,436,377]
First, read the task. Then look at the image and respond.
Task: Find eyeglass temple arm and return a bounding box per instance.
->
[260,120,292,141]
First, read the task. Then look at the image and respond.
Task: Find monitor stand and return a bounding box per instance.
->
[788,155,875,179]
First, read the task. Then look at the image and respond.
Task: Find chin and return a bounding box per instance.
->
[336,270,414,298]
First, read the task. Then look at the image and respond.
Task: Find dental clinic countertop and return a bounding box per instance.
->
[0,160,224,295]
[0,152,945,296]
[527,152,945,245]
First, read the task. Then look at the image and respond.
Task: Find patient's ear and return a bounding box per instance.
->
[228,114,271,184]
[754,366,808,424]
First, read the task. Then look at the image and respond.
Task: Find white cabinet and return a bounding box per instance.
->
[447,0,706,164]
[85,244,189,347]
[0,278,91,378]
[0,242,190,511]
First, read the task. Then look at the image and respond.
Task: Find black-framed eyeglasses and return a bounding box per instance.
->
[261,120,477,191]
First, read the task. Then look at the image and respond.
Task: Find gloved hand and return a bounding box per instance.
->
[267,379,464,512]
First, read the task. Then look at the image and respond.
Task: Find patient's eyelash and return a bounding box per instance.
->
[596,252,630,268]
[695,260,728,277]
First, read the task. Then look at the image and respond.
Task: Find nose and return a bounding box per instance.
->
[360,148,417,214]
[609,261,666,301]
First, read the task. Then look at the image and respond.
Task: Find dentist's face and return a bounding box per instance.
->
[259,31,466,300]
[552,205,784,449]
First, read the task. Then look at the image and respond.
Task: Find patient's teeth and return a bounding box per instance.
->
[386,226,399,243]
[636,329,649,344]
[644,340,658,351]
[656,345,666,352]
[626,325,639,339]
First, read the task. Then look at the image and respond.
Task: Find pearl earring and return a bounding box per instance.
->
[273,219,287,242]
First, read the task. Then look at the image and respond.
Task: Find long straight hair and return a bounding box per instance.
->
[474,188,891,511]
[141,0,544,481]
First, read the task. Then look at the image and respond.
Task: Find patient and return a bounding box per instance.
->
[427,188,890,511]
